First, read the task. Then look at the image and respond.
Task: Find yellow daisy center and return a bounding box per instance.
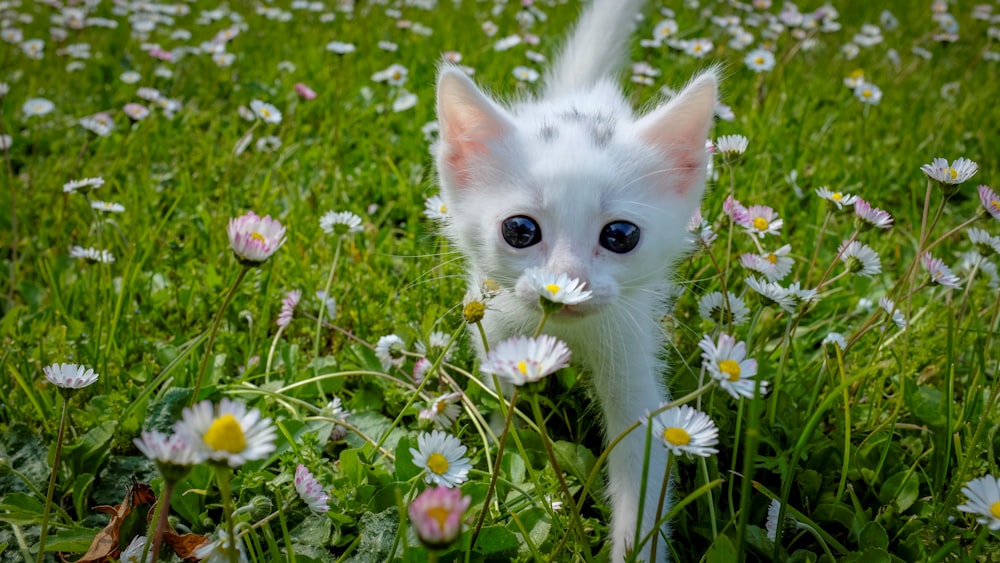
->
[392,72,401,80]
[483,279,500,292]
[992,200,1000,210]
[693,44,703,52]
[517,361,528,375]
[766,253,778,264]
[663,427,691,446]
[832,192,843,200]
[435,400,447,414]
[862,89,872,98]
[251,232,265,243]
[753,217,769,231]
[545,283,561,295]
[260,108,271,117]
[427,452,450,475]
[203,414,247,453]
[850,69,865,79]
[755,56,765,65]
[438,204,447,213]
[719,359,742,382]
[427,506,450,529]
[948,167,958,180]
[991,500,1000,519]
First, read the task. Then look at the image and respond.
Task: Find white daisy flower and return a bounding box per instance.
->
[744,205,782,238]
[854,82,882,104]
[193,527,248,563]
[957,475,1000,531]
[63,176,104,194]
[424,195,448,221]
[512,65,540,82]
[699,333,765,399]
[325,41,356,54]
[120,70,141,84]
[785,282,818,306]
[375,334,406,370]
[745,276,796,313]
[823,332,847,353]
[319,210,363,236]
[878,297,906,330]
[133,431,205,468]
[765,499,798,542]
[91,200,125,213]
[415,331,453,362]
[519,267,593,306]
[854,198,893,230]
[123,103,149,121]
[920,157,979,186]
[250,99,282,124]
[684,38,714,57]
[43,363,99,389]
[409,430,472,488]
[323,396,350,441]
[652,19,678,41]
[276,290,301,329]
[79,113,114,136]
[744,48,775,72]
[119,535,152,563]
[419,392,463,428]
[393,91,418,113]
[227,211,286,265]
[740,245,794,282]
[922,253,961,288]
[294,464,330,514]
[69,246,115,264]
[174,398,277,468]
[838,240,882,277]
[715,134,749,157]
[698,291,750,326]
[814,186,857,210]
[479,334,571,386]
[968,227,1000,257]
[649,405,719,458]
[978,185,1000,222]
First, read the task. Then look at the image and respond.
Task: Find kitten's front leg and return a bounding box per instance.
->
[591,351,672,563]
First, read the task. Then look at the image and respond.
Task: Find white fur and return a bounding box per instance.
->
[433,1,717,561]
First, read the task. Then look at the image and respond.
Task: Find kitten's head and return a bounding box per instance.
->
[434,67,717,320]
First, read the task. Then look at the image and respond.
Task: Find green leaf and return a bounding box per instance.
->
[840,547,892,563]
[704,534,737,563]
[904,377,946,428]
[143,387,194,434]
[44,527,100,553]
[63,420,117,476]
[0,493,45,525]
[472,525,519,556]
[394,436,420,482]
[859,521,889,551]
[339,448,366,486]
[552,440,595,483]
[879,471,919,513]
[71,473,95,518]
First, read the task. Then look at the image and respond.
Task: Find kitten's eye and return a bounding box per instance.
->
[501,216,542,248]
[600,221,640,253]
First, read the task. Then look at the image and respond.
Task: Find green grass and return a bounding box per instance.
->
[1,0,999,561]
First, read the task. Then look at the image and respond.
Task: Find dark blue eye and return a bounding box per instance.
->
[502,216,541,248]
[600,221,640,253]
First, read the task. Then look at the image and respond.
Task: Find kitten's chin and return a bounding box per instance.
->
[551,303,601,320]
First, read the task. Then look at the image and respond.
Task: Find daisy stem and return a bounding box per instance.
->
[529,394,591,562]
[312,236,343,397]
[264,325,287,379]
[35,395,70,563]
[805,210,833,285]
[811,229,859,292]
[215,466,239,563]
[648,451,674,562]
[276,489,294,562]
[147,479,176,563]
[797,522,836,562]
[191,265,249,405]
[470,384,518,551]
[532,310,551,338]
[698,457,718,540]
[474,320,490,354]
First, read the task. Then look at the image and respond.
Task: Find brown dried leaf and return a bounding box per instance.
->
[163,530,210,562]
[71,480,155,563]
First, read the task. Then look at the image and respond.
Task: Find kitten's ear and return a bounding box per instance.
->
[436,66,515,189]
[635,69,718,196]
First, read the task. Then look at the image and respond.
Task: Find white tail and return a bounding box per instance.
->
[544,0,648,98]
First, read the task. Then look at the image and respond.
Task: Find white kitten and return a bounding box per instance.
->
[433,0,717,561]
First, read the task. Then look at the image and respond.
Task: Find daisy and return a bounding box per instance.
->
[740,245,794,282]
[1,28,23,43]
[968,228,1000,257]
[416,331,454,362]
[392,91,418,112]
[227,211,286,265]
[512,66,540,83]
[744,205,783,238]
[838,240,882,277]
[323,396,350,441]
[277,290,301,329]
[408,486,472,548]
[410,430,472,488]
[922,253,961,288]
[823,332,847,353]
[123,103,149,121]
[698,291,751,326]
[424,195,448,220]
[765,499,798,542]
[479,334,571,386]
[64,177,105,194]
[715,134,749,157]
[0,135,10,151]
[699,333,765,399]
[854,82,882,104]
[23,97,55,117]
[91,200,125,213]
[70,246,115,264]
[745,276,796,312]
[519,267,593,306]
[193,528,248,563]
[684,38,714,57]
[878,297,906,330]
[21,38,44,59]
[957,475,1000,530]
[43,363,99,389]
[319,210,363,236]
[814,186,857,210]
[786,282,819,306]
[419,392,463,428]
[295,83,317,100]
[744,48,775,72]
[119,535,152,563]
[854,198,893,230]
[723,195,751,227]
[652,19,678,42]
[920,157,979,186]
[294,464,330,514]
[978,185,1000,222]
[325,41,356,54]
[212,52,235,67]
[250,99,281,124]
[649,405,719,458]
[174,398,277,468]
[375,334,406,370]
[133,431,204,467]
[137,87,161,102]
[412,358,432,384]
